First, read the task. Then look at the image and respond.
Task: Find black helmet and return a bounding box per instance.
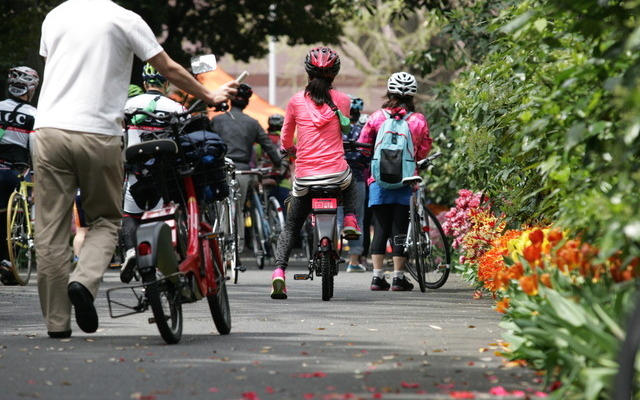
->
[236,83,253,100]
[268,114,284,131]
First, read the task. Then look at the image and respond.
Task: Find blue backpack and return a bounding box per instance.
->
[371,111,415,189]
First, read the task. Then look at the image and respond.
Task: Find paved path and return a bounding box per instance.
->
[0,253,544,400]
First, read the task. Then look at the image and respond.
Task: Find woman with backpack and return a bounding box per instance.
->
[357,72,432,291]
[270,46,362,300]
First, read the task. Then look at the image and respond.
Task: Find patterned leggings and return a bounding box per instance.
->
[274,178,358,269]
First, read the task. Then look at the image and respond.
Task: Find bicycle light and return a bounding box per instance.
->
[137,242,151,256]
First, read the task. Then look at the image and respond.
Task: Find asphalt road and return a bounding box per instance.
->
[0,251,544,400]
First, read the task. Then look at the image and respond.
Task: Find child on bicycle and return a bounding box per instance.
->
[270,46,361,300]
[357,72,432,292]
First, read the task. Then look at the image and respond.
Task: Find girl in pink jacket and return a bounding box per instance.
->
[270,47,361,299]
[357,72,432,292]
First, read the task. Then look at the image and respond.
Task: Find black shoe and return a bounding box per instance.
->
[370,276,390,291]
[392,276,414,291]
[67,282,98,333]
[48,330,72,338]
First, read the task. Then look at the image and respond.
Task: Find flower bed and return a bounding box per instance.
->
[444,189,639,399]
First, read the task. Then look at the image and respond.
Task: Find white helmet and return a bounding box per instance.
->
[8,66,39,98]
[387,72,417,96]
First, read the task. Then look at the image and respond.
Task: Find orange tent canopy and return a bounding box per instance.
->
[195,67,285,130]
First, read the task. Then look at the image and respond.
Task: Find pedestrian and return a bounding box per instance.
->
[270,46,362,300]
[357,72,432,291]
[33,0,237,339]
[211,84,282,253]
[119,63,188,284]
[0,66,39,284]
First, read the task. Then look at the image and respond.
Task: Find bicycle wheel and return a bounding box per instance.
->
[141,269,183,344]
[251,206,266,269]
[420,198,451,289]
[6,192,34,285]
[320,253,333,301]
[223,198,240,284]
[404,197,426,292]
[207,251,231,334]
[266,196,284,253]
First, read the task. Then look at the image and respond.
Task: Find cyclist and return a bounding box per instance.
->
[270,46,361,300]
[254,113,291,212]
[338,95,369,273]
[119,63,188,284]
[358,72,432,292]
[0,66,39,283]
[33,0,237,339]
[211,84,282,254]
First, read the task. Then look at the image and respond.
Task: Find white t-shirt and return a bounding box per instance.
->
[35,0,163,136]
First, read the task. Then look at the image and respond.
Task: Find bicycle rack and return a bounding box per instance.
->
[106,271,188,319]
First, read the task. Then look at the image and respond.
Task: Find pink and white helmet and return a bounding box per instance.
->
[8,66,40,98]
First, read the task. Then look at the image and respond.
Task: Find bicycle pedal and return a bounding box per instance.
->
[293,274,310,280]
[338,258,346,264]
[148,317,156,324]
[236,266,247,272]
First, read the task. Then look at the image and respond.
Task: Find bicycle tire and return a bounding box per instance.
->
[266,196,284,254]
[141,270,183,344]
[410,198,427,292]
[421,198,451,289]
[6,192,34,285]
[207,245,231,334]
[321,253,333,301]
[251,206,266,269]
[224,198,239,284]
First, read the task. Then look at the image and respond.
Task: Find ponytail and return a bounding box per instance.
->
[382,93,416,112]
[305,76,334,106]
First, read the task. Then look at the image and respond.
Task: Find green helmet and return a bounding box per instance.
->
[128,84,144,98]
[142,63,166,85]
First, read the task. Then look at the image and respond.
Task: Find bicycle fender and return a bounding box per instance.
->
[314,214,337,247]
[136,221,178,277]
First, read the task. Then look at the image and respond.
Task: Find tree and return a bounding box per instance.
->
[1,0,350,91]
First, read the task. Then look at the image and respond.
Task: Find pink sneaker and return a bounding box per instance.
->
[341,214,362,237]
[270,268,287,299]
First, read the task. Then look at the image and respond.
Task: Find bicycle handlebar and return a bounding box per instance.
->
[417,152,442,170]
[125,99,227,125]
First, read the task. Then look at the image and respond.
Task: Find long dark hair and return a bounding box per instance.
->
[381,92,416,112]
[305,76,334,106]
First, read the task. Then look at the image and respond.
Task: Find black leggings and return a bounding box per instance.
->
[275,178,357,269]
[370,204,409,257]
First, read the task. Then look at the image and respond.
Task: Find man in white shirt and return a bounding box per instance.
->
[34,0,237,339]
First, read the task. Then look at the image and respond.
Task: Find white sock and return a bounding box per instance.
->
[394,270,404,279]
[373,269,384,278]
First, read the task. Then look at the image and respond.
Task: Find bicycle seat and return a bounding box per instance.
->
[125,139,178,163]
[402,176,423,186]
[309,184,341,197]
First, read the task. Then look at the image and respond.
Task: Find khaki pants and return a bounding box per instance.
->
[32,128,123,332]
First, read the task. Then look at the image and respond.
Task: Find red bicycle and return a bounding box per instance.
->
[107,100,231,344]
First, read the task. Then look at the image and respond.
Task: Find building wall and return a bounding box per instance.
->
[218,41,388,115]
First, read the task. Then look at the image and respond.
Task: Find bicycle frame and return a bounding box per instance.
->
[293,186,345,301]
[106,100,231,344]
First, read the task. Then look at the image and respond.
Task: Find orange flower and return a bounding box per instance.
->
[529,228,544,245]
[495,297,510,313]
[519,274,539,296]
[547,229,564,245]
[540,273,552,288]
[507,262,525,280]
[523,243,542,267]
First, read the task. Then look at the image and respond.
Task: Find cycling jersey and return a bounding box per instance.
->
[0,97,37,164]
[124,90,187,147]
